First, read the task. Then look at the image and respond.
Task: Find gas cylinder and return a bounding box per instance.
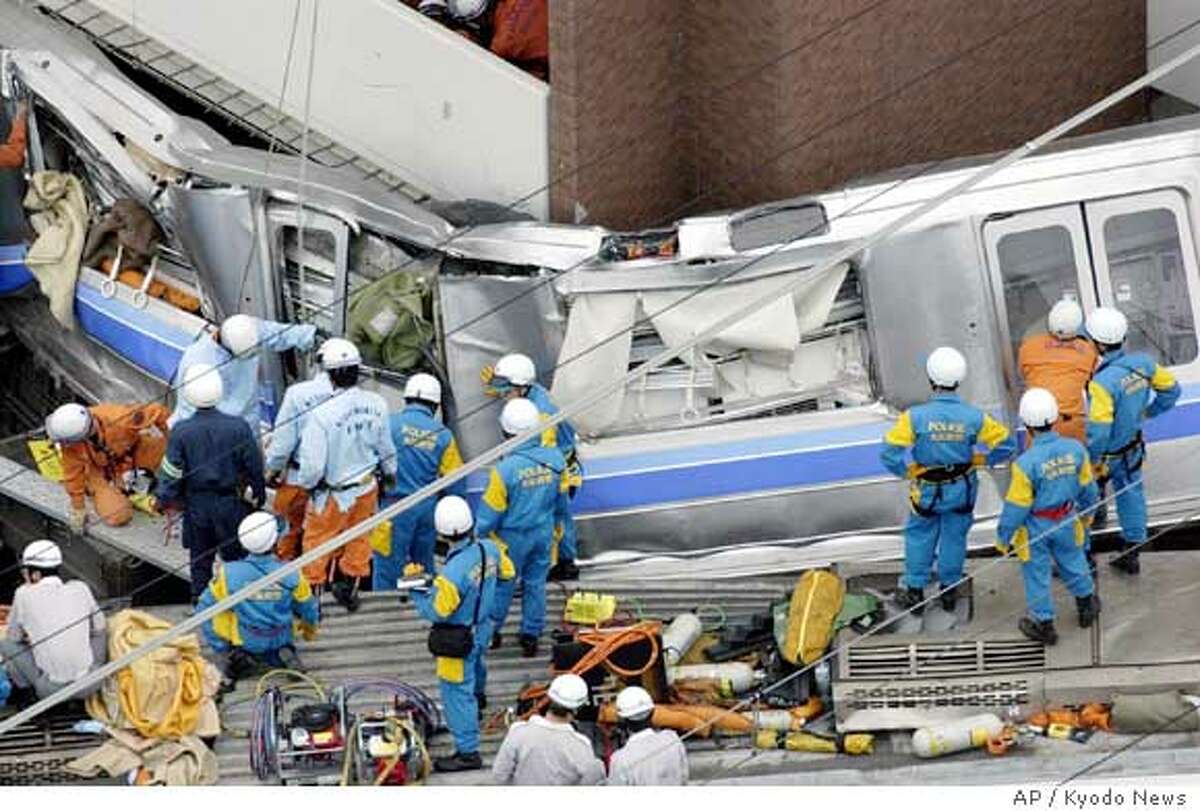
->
[668,662,759,694]
[912,714,1004,758]
[740,709,801,731]
[662,613,703,666]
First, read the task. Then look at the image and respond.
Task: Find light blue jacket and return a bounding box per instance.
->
[387,403,467,500]
[413,537,510,630]
[199,553,319,654]
[880,392,1012,478]
[296,386,398,511]
[169,319,317,431]
[265,372,334,485]
[476,439,570,554]
[998,431,1099,546]
[526,382,577,460]
[1086,349,1180,458]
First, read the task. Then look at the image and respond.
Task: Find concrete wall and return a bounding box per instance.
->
[550,0,1147,229]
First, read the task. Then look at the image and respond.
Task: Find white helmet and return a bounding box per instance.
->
[219,314,259,356]
[404,373,442,405]
[182,363,223,409]
[1086,307,1128,346]
[238,511,279,555]
[494,353,537,387]
[448,0,489,20]
[1047,298,1084,339]
[434,495,474,539]
[22,539,63,569]
[926,346,967,389]
[318,337,362,370]
[547,673,589,712]
[615,685,655,721]
[45,404,93,443]
[1019,387,1059,429]
[500,398,541,436]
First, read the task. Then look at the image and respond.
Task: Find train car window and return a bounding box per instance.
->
[1100,208,1198,366]
[994,224,1082,359]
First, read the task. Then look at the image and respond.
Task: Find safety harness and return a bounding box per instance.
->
[911,462,976,518]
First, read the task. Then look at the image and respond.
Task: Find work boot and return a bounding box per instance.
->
[938,585,957,613]
[519,634,539,658]
[434,751,483,773]
[491,631,503,650]
[894,586,925,616]
[1018,617,1058,646]
[548,559,580,582]
[1110,547,1140,576]
[1076,594,1101,629]
[331,579,361,613]
[275,645,305,673]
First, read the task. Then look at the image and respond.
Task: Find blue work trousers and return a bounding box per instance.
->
[903,478,975,590]
[183,494,249,600]
[1021,522,1094,621]
[372,495,436,590]
[1105,446,1147,544]
[440,620,491,755]
[490,532,550,638]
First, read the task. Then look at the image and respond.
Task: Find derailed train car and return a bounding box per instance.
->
[0,24,1198,568]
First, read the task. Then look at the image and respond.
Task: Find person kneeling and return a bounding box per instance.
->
[198,511,319,689]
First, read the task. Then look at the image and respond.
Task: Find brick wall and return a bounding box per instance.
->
[549,0,1147,229]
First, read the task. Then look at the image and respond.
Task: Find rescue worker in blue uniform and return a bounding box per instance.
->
[169,314,317,433]
[296,339,398,612]
[198,511,319,688]
[373,373,466,589]
[997,389,1101,646]
[881,347,1011,613]
[483,352,582,581]
[479,398,571,658]
[410,496,514,773]
[156,363,266,603]
[1084,307,1181,576]
[264,346,336,561]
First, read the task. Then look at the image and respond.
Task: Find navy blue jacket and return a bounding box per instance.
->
[156,407,266,508]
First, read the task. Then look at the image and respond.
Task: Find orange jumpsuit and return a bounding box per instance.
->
[0,115,26,169]
[1017,333,1098,443]
[60,403,169,526]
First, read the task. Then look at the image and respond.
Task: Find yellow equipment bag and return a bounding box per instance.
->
[563,592,617,625]
[782,569,845,665]
[29,439,63,481]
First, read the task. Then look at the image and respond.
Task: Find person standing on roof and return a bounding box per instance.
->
[0,101,27,170]
[479,398,570,658]
[155,363,266,603]
[263,344,337,561]
[296,338,398,612]
[169,314,317,433]
[1084,307,1181,577]
[492,673,605,785]
[607,685,688,785]
[198,511,319,690]
[45,400,169,533]
[0,540,107,706]
[410,496,513,773]
[881,347,1012,614]
[997,389,1100,646]
[374,373,466,590]
[1017,298,1098,444]
[482,352,582,581]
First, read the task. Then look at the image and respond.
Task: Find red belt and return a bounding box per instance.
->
[1032,502,1073,521]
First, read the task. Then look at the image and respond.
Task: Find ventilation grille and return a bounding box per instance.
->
[845,639,1046,679]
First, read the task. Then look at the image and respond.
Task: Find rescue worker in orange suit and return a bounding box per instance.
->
[263,343,336,561]
[45,401,168,532]
[1084,307,1181,576]
[479,398,571,658]
[295,338,398,612]
[155,363,265,603]
[1017,298,1098,444]
[0,101,27,169]
[881,347,1012,614]
[997,389,1100,646]
[199,511,319,690]
[409,496,514,773]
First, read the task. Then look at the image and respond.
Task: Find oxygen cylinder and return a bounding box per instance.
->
[740,709,800,731]
[668,662,759,694]
[912,714,1005,758]
[662,613,703,666]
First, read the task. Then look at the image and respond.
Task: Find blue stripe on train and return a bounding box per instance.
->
[0,244,34,295]
[75,283,192,382]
